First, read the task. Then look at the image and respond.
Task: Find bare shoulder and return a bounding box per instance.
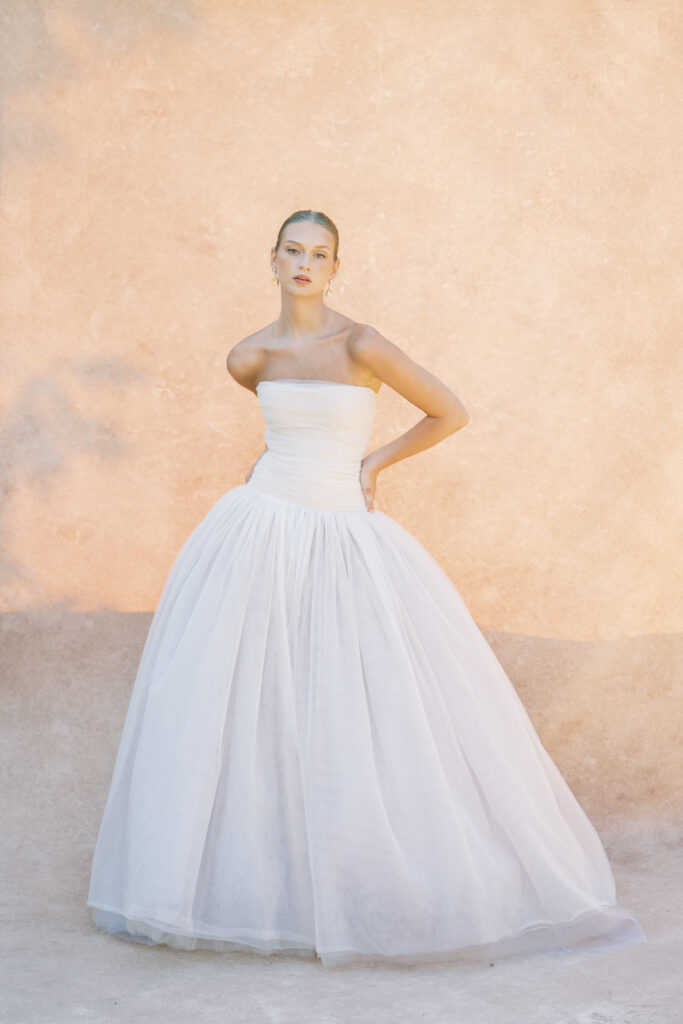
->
[226,323,276,393]
[348,323,411,378]
[348,324,467,422]
[349,322,395,357]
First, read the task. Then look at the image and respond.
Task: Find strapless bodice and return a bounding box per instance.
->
[246,380,378,510]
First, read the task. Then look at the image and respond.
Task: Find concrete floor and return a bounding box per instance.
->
[1,847,680,1024]
[2,610,681,1023]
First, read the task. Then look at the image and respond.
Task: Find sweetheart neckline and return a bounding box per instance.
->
[256,378,379,395]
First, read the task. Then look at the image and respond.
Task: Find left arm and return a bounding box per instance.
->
[351,325,470,476]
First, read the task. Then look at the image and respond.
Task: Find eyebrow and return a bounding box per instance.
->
[284,239,330,250]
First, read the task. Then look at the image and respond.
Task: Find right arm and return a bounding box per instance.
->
[226,336,264,395]
[226,339,268,477]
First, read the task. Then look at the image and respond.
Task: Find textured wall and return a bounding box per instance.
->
[1,0,680,640]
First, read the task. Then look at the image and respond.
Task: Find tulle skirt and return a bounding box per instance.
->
[87,483,647,967]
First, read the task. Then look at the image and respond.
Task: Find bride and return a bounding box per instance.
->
[86,208,647,968]
[232,212,470,510]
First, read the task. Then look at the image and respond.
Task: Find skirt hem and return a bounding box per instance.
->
[87,899,647,968]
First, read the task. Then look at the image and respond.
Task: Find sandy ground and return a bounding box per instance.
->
[2,610,681,1024]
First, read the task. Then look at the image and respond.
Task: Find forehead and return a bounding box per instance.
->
[283,224,334,248]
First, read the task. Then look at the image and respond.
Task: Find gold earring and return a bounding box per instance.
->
[325,280,333,297]
[272,270,279,286]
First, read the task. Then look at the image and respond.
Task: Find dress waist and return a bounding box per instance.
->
[247,450,367,511]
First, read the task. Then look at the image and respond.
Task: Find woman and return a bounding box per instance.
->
[86,209,647,968]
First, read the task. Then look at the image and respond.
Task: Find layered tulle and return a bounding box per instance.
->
[87,381,646,967]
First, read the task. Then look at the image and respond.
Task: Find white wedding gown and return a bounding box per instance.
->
[86,379,647,967]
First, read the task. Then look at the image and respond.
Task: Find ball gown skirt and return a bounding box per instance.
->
[86,379,647,968]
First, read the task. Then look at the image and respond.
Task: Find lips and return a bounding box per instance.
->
[293,276,311,282]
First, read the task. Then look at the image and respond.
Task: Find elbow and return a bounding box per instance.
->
[440,413,469,437]
[445,402,470,433]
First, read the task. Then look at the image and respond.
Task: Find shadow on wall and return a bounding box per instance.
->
[1,4,204,604]
[0,357,150,609]
[0,0,202,183]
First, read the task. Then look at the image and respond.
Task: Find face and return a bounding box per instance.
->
[271,222,339,294]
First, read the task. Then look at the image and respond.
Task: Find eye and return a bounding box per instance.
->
[286,248,298,254]
[314,252,326,258]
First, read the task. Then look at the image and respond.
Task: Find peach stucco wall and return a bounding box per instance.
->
[1,0,680,642]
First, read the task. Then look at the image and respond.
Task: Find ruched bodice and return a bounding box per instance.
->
[247,379,378,510]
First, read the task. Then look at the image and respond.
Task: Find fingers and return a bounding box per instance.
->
[359,467,375,511]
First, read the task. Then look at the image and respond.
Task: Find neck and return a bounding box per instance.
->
[276,292,334,338]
